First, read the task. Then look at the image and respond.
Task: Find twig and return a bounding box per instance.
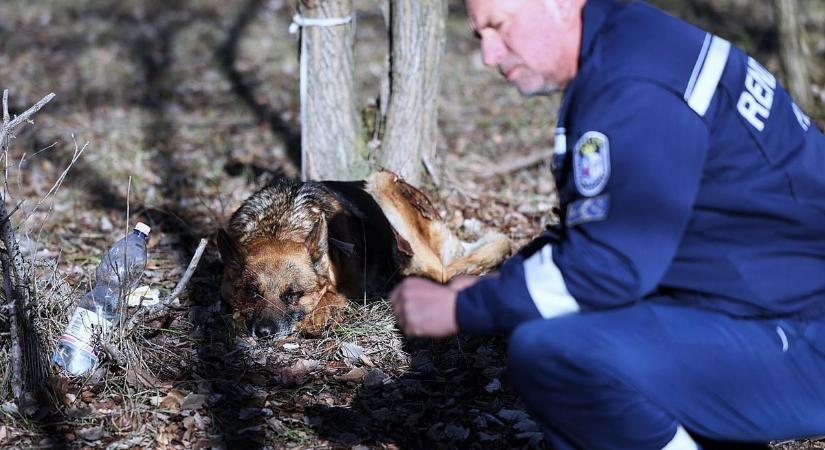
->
[0,199,25,224]
[21,137,87,228]
[421,154,441,187]
[478,148,554,178]
[123,238,208,333]
[102,343,128,368]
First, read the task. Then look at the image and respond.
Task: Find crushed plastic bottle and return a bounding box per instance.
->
[52,222,150,376]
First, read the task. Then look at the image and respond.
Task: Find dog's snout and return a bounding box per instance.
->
[252,321,277,338]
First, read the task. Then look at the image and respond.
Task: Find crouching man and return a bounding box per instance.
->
[391,0,825,448]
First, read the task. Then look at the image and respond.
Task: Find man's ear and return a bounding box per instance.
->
[304,215,328,264]
[217,228,242,272]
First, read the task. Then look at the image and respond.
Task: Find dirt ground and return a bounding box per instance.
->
[0,0,824,449]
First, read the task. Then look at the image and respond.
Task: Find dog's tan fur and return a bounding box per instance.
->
[218,171,511,339]
[365,171,511,282]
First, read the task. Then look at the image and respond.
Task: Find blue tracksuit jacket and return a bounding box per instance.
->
[457,0,825,335]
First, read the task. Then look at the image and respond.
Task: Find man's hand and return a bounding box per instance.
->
[447,274,486,291]
[390,277,460,338]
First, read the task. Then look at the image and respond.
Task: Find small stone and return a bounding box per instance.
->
[363,368,388,387]
[77,426,104,441]
[179,393,207,410]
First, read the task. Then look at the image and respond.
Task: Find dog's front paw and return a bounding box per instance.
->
[297,291,348,337]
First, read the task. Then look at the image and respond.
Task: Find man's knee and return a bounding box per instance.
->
[507,318,584,385]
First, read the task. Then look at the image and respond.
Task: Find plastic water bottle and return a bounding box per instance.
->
[52,222,151,375]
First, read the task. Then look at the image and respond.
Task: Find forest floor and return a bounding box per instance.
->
[0,0,824,449]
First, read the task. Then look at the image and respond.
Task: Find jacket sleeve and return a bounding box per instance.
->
[456,80,710,335]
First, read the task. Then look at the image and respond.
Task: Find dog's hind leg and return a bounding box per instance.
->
[445,231,512,278]
[366,171,511,283]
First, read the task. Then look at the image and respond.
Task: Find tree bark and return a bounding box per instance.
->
[378,0,447,186]
[774,0,813,112]
[299,0,368,181]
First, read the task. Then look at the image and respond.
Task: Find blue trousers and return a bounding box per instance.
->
[507,300,825,449]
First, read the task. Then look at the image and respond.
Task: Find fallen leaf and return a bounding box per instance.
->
[497,408,530,422]
[126,285,160,306]
[0,402,17,415]
[484,378,501,393]
[159,389,184,410]
[359,354,375,367]
[335,367,367,382]
[274,359,321,386]
[125,366,164,388]
[47,376,71,405]
[80,391,95,403]
[182,416,197,441]
[112,411,139,431]
[478,432,501,442]
[340,342,365,362]
[444,424,470,442]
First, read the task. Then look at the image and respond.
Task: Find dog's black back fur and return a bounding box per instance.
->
[320,180,408,298]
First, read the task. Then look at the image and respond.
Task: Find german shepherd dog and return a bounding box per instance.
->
[218,171,511,339]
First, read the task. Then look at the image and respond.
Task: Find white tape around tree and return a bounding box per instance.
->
[289,12,354,181]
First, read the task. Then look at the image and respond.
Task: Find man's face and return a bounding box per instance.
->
[466,0,582,96]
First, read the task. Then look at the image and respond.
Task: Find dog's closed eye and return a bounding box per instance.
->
[281,289,304,304]
[245,284,263,301]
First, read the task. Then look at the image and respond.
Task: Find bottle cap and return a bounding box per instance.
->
[134,222,151,236]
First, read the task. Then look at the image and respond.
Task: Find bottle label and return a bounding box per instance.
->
[59,307,112,354]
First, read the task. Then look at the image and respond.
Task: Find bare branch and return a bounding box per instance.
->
[5,92,55,131]
[123,238,209,334]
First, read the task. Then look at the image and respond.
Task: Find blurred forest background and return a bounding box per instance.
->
[0,0,823,449]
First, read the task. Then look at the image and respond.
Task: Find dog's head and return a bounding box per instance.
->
[217,217,332,339]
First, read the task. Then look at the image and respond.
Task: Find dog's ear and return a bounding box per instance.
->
[217,228,242,271]
[304,214,328,264]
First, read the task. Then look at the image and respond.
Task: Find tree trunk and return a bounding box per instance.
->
[378,0,447,185]
[774,0,813,112]
[299,0,368,181]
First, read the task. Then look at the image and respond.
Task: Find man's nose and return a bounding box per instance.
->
[480,32,505,66]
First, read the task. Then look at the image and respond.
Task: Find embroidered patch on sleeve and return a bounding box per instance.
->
[573,131,610,196]
[566,194,610,227]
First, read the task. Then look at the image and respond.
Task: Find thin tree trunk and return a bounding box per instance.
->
[375,0,391,147]
[299,0,368,180]
[1,91,54,414]
[774,0,813,111]
[378,0,447,185]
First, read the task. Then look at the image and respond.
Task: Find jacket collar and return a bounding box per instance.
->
[578,0,618,67]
